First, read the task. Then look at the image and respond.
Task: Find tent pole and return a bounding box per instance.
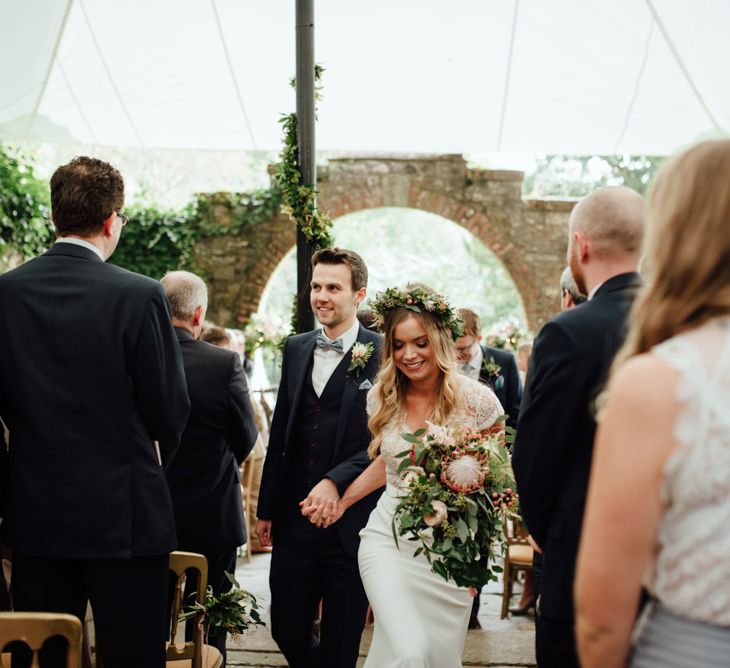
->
[295,0,316,333]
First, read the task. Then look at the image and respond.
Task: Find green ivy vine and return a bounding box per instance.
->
[274,64,333,250]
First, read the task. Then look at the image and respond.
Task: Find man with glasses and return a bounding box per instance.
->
[0,156,190,668]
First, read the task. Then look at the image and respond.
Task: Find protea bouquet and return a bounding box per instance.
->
[392,421,517,589]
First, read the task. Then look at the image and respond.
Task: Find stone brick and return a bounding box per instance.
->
[192,155,574,331]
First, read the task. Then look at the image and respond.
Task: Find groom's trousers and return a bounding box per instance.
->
[269,506,368,668]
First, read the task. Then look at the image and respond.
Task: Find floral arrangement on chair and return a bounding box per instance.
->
[392,422,516,589]
[179,571,264,643]
[485,319,530,352]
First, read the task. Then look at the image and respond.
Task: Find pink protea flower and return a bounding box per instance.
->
[441,451,488,493]
[423,500,448,527]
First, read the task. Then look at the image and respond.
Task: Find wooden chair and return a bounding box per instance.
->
[0,612,82,668]
[500,517,534,619]
[167,551,222,668]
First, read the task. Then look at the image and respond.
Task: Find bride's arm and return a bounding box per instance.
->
[304,455,386,527]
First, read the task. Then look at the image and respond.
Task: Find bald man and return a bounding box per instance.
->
[512,186,645,668]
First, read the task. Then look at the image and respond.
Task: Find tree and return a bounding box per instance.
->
[0,144,53,266]
[524,155,664,198]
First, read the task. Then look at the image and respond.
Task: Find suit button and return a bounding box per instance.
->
[310,442,316,448]
[308,459,314,466]
[314,405,321,412]
[307,477,314,485]
[313,424,319,430]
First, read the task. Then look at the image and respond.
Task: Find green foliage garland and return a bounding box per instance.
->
[0,144,54,259]
[275,64,333,250]
[274,112,333,249]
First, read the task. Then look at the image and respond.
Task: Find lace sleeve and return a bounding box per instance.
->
[460,376,504,430]
[366,385,380,418]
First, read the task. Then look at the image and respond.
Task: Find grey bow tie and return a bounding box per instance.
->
[315,333,344,353]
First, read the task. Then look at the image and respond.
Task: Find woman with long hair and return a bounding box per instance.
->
[316,285,503,666]
[575,139,730,667]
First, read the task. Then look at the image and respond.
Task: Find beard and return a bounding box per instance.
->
[569,246,588,297]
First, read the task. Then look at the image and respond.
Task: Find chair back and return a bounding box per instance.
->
[0,612,82,668]
[167,551,209,668]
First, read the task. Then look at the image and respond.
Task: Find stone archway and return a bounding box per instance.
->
[192,155,576,331]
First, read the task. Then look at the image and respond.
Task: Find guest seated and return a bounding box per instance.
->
[576,140,730,668]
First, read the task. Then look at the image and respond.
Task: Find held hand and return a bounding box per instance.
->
[527,533,543,554]
[321,502,346,528]
[255,519,273,547]
[299,478,340,527]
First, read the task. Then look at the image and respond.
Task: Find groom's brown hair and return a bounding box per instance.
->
[312,247,368,292]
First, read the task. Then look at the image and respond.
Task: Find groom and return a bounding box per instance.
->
[256,247,383,668]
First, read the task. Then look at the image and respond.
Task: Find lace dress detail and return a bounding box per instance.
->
[367,374,503,489]
[648,318,730,626]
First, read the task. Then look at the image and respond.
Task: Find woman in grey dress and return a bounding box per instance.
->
[574,139,730,668]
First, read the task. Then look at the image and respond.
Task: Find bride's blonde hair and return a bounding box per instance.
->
[367,305,460,459]
[611,139,730,375]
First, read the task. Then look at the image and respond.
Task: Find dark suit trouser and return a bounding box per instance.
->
[535,612,580,668]
[179,547,237,666]
[11,552,169,668]
[269,509,368,668]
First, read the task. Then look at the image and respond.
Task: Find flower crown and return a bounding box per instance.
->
[369,286,464,341]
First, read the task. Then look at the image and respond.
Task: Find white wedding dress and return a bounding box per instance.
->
[359,374,503,667]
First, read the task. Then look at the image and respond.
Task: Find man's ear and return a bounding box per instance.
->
[102,212,115,238]
[574,231,590,263]
[192,305,204,327]
[354,286,367,307]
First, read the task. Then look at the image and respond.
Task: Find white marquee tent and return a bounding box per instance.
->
[1,0,728,155]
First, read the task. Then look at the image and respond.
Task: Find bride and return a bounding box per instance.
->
[309,285,503,667]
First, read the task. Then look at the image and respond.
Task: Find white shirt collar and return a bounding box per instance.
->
[467,344,483,371]
[319,318,360,354]
[55,237,105,261]
[587,280,604,301]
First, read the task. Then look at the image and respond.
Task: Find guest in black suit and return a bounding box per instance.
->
[0,157,190,668]
[161,272,258,666]
[256,248,383,668]
[512,186,645,668]
[454,309,522,431]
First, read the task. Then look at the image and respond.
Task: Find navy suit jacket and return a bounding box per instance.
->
[478,345,522,431]
[0,243,190,558]
[257,324,383,556]
[166,328,258,552]
[512,272,642,619]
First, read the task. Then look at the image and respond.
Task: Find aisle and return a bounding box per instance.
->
[227,553,536,667]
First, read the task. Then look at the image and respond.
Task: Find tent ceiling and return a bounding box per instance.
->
[1,0,728,154]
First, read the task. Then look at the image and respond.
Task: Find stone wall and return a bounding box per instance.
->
[193,155,576,332]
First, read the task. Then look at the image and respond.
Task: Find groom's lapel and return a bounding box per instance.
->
[285,332,318,446]
[333,325,369,458]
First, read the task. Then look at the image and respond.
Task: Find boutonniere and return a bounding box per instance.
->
[348,341,374,377]
[482,355,501,378]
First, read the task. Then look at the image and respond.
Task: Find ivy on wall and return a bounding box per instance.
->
[109,203,199,279]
